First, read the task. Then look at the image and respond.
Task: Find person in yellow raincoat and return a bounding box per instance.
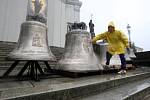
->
[92,21,129,74]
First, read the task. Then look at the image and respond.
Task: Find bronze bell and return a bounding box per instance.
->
[95,42,121,66]
[7,21,55,61]
[94,42,108,65]
[57,22,103,72]
[96,42,136,66]
[7,0,55,61]
[125,48,136,63]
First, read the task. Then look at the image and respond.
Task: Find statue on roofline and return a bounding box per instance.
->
[26,0,47,24]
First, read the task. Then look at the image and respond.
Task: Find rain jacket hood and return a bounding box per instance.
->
[108,21,115,28]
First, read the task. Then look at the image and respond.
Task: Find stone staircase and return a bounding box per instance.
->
[0,41,64,73]
[0,41,150,100]
[0,68,150,100]
[79,73,150,100]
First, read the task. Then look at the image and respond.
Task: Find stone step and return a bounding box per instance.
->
[0,65,57,71]
[0,60,57,64]
[0,66,48,77]
[0,57,7,61]
[0,55,8,58]
[0,44,15,47]
[79,77,150,100]
[0,43,16,45]
[0,52,9,56]
[143,94,150,100]
[0,61,57,69]
[0,47,14,49]
[0,45,14,47]
[0,67,150,100]
[0,65,56,77]
[0,63,57,69]
[0,41,16,44]
[0,49,13,52]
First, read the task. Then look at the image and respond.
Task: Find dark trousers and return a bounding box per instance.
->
[106,52,126,70]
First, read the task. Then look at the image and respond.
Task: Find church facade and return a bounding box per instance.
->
[0,0,82,47]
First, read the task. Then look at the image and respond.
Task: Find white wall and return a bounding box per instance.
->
[0,0,82,47]
[0,0,27,42]
[48,0,82,47]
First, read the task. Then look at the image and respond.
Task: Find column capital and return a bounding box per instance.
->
[66,0,82,7]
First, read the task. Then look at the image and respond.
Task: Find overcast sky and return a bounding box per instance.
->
[80,0,150,51]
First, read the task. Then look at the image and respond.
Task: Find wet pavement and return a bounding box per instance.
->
[79,77,150,100]
[0,67,150,99]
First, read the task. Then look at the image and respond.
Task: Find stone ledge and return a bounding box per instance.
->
[79,77,150,100]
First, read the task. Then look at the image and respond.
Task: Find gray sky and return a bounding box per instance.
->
[80,0,150,51]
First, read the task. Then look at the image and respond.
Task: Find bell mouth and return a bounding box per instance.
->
[7,51,56,61]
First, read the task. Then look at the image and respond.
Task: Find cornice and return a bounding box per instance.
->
[65,0,82,7]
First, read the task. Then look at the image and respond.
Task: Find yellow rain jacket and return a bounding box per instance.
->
[92,30,129,55]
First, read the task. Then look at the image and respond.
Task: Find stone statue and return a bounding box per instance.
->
[89,20,95,38]
[26,0,47,24]
[71,22,87,30]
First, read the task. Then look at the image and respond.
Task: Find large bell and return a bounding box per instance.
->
[125,48,136,65]
[7,21,55,61]
[95,42,136,66]
[94,42,107,65]
[94,42,121,66]
[57,23,103,72]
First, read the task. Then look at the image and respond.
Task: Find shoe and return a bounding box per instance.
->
[122,70,127,74]
[118,70,123,74]
[118,70,127,74]
[104,65,110,69]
